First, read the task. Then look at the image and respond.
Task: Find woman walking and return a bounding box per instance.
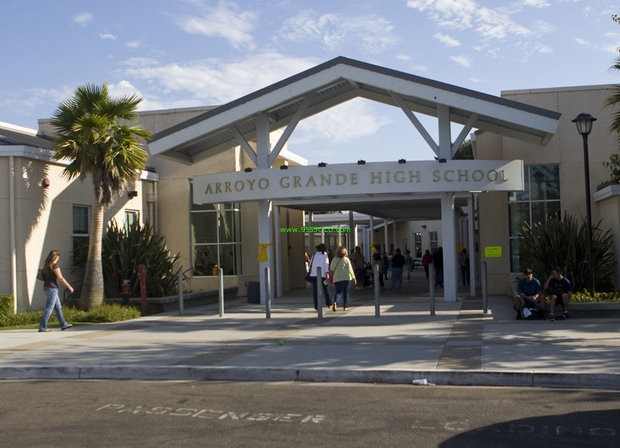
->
[38,250,74,332]
[330,247,356,311]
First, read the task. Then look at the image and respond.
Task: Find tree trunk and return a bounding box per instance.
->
[80,199,105,310]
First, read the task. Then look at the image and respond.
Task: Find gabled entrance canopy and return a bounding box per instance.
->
[149,56,560,164]
[148,56,560,305]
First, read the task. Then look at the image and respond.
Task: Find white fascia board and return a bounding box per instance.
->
[278,148,308,166]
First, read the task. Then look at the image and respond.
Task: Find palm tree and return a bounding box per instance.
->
[51,84,151,309]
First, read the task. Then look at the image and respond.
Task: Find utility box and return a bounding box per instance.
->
[246,281,260,304]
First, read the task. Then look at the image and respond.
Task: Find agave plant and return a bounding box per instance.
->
[102,220,180,298]
[75,221,180,298]
[519,213,614,291]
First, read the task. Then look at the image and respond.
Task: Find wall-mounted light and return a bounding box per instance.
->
[41,178,50,188]
[128,190,138,199]
[280,164,288,170]
[318,162,327,167]
[244,167,253,172]
[398,159,406,164]
[435,157,447,163]
[357,160,366,165]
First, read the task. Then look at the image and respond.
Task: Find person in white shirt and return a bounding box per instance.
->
[308,243,332,310]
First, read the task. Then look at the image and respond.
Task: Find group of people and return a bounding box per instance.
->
[514,267,572,321]
[306,243,357,311]
[306,244,429,311]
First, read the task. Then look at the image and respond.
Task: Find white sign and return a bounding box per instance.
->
[192,160,524,204]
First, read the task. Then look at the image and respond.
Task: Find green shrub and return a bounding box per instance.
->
[74,220,180,298]
[572,291,620,302]
[519,213,615,291]
[0,294,13,317]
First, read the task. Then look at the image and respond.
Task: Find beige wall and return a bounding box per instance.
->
[0,152,154,310]
[476,85,619,293]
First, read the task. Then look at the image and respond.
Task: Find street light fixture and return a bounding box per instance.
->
[572,113,597,293]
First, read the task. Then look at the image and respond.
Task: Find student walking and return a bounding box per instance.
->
[330,247,356,310]
[38,250,74,332]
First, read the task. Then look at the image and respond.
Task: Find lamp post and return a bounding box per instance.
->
[572,113,597,293]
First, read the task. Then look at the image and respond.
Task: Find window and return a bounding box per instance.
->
[429,231,439,250]
[72,205,90,265]
[191,202,242,276]
[414,232,422,258]
[508,164,561,272]
[125,210,139,229]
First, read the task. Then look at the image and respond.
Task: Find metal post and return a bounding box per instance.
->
[374,264,381,318]
[218,267,224,317]
[317,266,323,319]
[482,261,488,315]
[265,267,271,319]
[429,263,436,316]
[178,267,184,315]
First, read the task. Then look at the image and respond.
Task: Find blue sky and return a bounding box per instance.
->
[1,0,618,163]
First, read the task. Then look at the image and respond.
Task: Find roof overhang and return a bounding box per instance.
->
[149,56,560,164]
[0,121,54,150]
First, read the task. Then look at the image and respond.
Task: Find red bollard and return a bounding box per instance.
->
[138,264,147,311]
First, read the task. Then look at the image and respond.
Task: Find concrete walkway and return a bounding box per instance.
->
[1,273,618,389]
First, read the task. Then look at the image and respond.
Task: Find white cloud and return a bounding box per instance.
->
[278,10,398,53]
[450,55,472,67]
[126,40,142,49]
[100,33,117,40]
[407,0,530,39]
[575,37,589,45]
[175,0,256,49]
[523,0,550,7]
[73,12,93,26]
[122,52,316,103]
[293,99,392,146]
[433,32,461,47]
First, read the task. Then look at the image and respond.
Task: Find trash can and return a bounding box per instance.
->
[246,281,260,304]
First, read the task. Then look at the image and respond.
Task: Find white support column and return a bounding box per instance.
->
[437,104,457,302]
[384,219,389,253]
[467,195,476,297]
[392,221,397,251]
[273,204,283,298]
[308,212,315,253]
[349,211,355,249]
[369,215,375,256]
[441,192,457,302]
[256,113,273,306]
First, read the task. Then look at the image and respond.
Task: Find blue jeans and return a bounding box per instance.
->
[391,267,403,291]
[334,280,351,308]
[39,287,68,330]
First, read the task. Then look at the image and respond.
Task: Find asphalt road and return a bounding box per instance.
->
[1,381,619,448]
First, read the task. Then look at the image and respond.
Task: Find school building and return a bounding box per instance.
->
[1,57,618,312]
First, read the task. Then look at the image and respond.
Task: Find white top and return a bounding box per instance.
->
[309,252,330,278]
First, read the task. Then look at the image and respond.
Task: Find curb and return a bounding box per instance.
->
[1,366,618,390]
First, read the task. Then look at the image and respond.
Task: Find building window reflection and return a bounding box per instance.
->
[190,200,242,276]
[508,164,561,272]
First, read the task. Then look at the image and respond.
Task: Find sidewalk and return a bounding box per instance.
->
[1,274,619,389]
